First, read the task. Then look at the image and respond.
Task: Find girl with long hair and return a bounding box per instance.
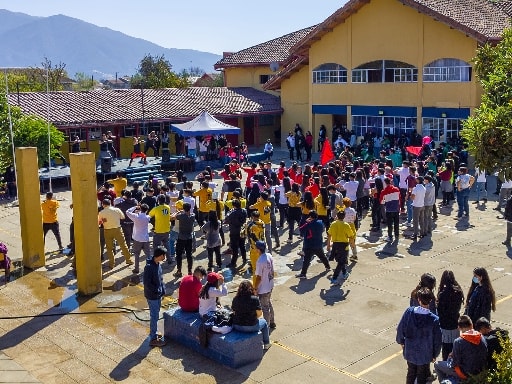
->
[465,267,496,324]
[437,270,464,360]
[202,211,223,271]
[276,177,291,227]
[410,273,437,313]
[315,187,331,230]
[231,280,271,350]
[198,272,228,317]
[285,183,302,243]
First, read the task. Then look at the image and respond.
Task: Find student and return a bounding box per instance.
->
[326,211,355,285]
[125,204,151,274]
[202,211,223,271]
[465,267,496,324]
[41,192,63,251]
[254,241,276,329]
[178,266,207,313]
[474,317,509,371]
[143,246,167,347]
[172,202,196,277]
[198,272,228,317]
[246,211,266,285]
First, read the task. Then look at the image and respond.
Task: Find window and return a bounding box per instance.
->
[422,118,464,141]
[352,60,417,83]
[123,125,137,137]
[259,114,274,126]
[260,74,273,84]
[423,59,471,82]
[352,115,416,137]
[67,128,85,141]
[312,63,347,83]
[88,128,102,140]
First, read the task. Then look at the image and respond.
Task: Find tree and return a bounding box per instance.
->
[0,94,65,170]
[461,28,512,180]
[3,57,68,94]
[73,72,97,91]
[131,54,190,89]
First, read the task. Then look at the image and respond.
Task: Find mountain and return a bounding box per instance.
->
[0,9,222,79]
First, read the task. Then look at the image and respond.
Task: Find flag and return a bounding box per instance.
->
[320,139,336,165]
[405,146,422,156]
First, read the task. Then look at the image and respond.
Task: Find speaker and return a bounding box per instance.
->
[101,157,112,173]
[162,148,171,162]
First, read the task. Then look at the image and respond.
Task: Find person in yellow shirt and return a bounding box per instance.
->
[247,210,265,285]
[108,171,128,198]
[193,181,212,226]
[41,192,63,251]
[285,183,302,243]
[326,211,355,285]
[225,190,247,210]
[149,194,171,259]
[249,191,272,251]
[314,187,331,230]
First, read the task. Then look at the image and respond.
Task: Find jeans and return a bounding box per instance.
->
[412,206,425,236]
[434,359,459,383]
[176,238,193,273]
[121,222,134,249]
[258,292,274,325]
[207,246,222,269]
[264,224,272,251]
[278,203,288,227]
[168,231,178,256]
[229,232,246,266]
[423,205,433,234]
[475,182,487,202]
[406,198,413,223]
[147,298,162,340]
[456,188,470,217]
[498,187,512,209]
[406,361,431,384]
[234,318,270,344]
[331,242,349,279]
[132,240,151,271]
[153,232,170,258]
[386,211,400,238]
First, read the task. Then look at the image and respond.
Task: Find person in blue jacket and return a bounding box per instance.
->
[396,287,442,384]
[143,246,167,347]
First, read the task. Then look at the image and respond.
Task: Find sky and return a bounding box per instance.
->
[0,1,346,54]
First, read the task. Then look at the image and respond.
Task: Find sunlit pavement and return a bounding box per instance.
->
[0,151,511,383]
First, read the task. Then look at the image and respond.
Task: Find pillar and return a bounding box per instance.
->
[15,147,45,268]
[69,152,102,295]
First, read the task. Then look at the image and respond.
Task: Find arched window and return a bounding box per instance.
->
[423,58,471,82]
[352,60,417,83]
[312,63,347,83]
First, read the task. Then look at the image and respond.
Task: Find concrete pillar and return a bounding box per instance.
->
[69,152,102,295]
[15,147,45,269]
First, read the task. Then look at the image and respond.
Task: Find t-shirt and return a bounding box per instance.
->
[193,188,213,212]
[178,275,202,312]
[232,295,261,326]
[149,204,171,234]
[41,199,59,223]
[343,181,359,201]
[109,177,127,197]
[314,195,329,216]
[411,184,426,207]
[176,212,195,240]
[250,199,271,224]
[255,253,274,295]
[286,191,301,207]
[199,284,227,316]
[328,220,355,243]
[397,166,409,189]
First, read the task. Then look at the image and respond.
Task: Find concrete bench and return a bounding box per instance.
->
[163,307,264,368]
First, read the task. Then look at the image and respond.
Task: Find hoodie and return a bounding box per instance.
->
[143,257,165,300]
[451,329,488,379]
[396,306,442,365]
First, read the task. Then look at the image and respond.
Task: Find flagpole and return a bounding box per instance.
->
[3,69,18,201]
[46,66,52,192]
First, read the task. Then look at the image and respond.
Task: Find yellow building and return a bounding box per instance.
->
[219,0,512,149]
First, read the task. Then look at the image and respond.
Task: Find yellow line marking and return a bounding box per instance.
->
[497,294,512,304]
[273,341,371,383]
[355,350,402,377]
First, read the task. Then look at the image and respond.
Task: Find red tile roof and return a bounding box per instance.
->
[214,26,316,69]
[7,87,282,126]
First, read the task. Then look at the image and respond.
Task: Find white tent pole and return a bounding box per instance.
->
[3,69,19,201]
[46,66,52,192]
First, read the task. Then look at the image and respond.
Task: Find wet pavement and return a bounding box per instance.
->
[0,150,511,383]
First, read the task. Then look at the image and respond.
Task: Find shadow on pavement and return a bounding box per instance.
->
[109,340,151,381]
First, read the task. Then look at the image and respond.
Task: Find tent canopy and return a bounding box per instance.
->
[170,111,240,137]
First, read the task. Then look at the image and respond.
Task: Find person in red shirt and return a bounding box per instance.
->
[277,161,286,181]
[242,163,258,191]
[178,266,207,312]
[305,177,321,198]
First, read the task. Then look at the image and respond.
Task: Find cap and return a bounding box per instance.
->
[207,272,222,284]
[255,240,266,252]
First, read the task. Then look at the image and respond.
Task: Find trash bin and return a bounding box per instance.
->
[101,157,112,173]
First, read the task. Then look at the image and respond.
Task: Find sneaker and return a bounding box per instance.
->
[132,269,139,274]
[287,238,293,244]
[149,338,167,347]
[350,255,358,262]
[472,201,479,204]
[263,343,272,350]
[298,251,305,256]
[330,278,339,285]
[126,260,134,266]
[174,271,183,277]
[269,322,277,329]
[482,198,488,203]
[385,236,392,242]
[295,273,307,279]
[342,272,350,280]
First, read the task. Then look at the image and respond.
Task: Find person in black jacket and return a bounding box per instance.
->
[465,267,496,324]
[143,246,167,347]
[475,316,509,371]
[437,270,465,360]
[224,198,248,268]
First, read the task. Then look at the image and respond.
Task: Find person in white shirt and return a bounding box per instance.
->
[125,204,151,274]
[395,160,410,213]
[254,241,276,329]
[408,176,426,240]
[455,166,475,218]
[264,139,274,161]
[198,272,228,317]
[495,178,512,211]
[334,135,348,149]
[339,173,359,202]
[473,167,487,205]
[286,133,295,160]
[186,137,197,158]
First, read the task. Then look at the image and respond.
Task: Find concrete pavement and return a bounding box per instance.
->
[0,151,511,383]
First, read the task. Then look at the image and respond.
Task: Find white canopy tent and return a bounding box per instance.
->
[170,111,240,136]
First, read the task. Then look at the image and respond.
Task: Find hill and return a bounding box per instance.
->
[0,9,222,79]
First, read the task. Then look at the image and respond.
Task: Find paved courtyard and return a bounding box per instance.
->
[0,154,511,383]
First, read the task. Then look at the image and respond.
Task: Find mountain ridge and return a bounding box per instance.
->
[0,9,222,79]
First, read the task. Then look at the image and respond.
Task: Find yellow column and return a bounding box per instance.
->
[69,152,102,295]
[16,147,45,269]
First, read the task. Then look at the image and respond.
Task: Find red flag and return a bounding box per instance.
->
[405,146,422,156]
[320,139,336,165]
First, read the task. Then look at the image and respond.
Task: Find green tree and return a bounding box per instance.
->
[131,54,190,89]
[461,28,512,179]
[73,72,97,91]
[0,94,65,169]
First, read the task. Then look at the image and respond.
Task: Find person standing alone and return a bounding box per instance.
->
[254,241,276,329]
[41,192,64,251]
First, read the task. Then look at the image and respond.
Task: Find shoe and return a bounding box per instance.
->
[273,245,280,250]
[207,267,212,272]
[482,198,488,203]
[263,343,272,350]
[330,278,339,285]
[298,251,305,256]
[287,238,293,244]
[502,241,511,246]
[132,269,139,274]
[126,260,134,266]
[269,323,277,329]
[295,273,306,279]
[174,271,183,277]
[342,272,350,280]
[350,255,358,262]
[493,207,501,211]
[385,236,392,242]
[188,270,192,275]
[149,338,167,347]
[222,249,233,255]
[406,235,418,241]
